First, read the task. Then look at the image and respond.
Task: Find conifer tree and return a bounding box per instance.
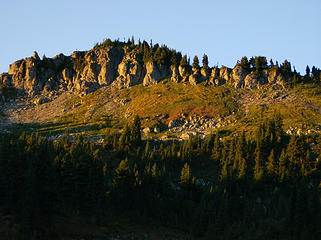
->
[238,158,247,179]
[270,59,274,67]
[151,163,157,178]
[131,115,141,146]
[212,134,222,161]
[119,124,131,147]
[171,51,182,67]
[278,149,287,181]
[235,133,247,179]
[192,55,200,70]
[153,47,162,64]
[220,160,229,182]
[202,54,209,69]
[144,141,150,158]
[113,158,135,203]
[254,142,265,181]
[180,162,191,186]
[240,56,250,71]
[180,55,188,68]
[266,149,276,176]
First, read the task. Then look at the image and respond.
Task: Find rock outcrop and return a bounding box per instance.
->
[200,67,210,81]
[170,65,180,82]
[143,62,169,86]
[231,65,247,88]
[178,66,189,82]
[188,69,201,85]
[243,72,268,89]
[207,67,220,86]
[0,41,296,98]
[219,66,231,83]
[113,52,143,89]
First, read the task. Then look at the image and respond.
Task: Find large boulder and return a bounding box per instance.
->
[79,47,123,88]
[170,65,181,82]
[207,67,220,85]
[8,57,40,95]
[231,64,247,88]
[113,52,144,89]
[200,67,210,81]
[178,66,189,82]
[219,66,231,83]
[244,72,268,89]
[143,62,169,86]
[96,47,123,86]
[264,67,280,84]
[189,69,201,85]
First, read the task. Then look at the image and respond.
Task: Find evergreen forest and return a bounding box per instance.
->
[0,114,320,239]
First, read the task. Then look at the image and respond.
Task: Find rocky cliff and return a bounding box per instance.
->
[0,40,290,98]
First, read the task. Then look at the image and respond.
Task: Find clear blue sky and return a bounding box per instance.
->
[1,0,320,74]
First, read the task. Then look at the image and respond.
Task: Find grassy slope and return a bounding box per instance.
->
[8,81,321,138]
[119,81,238,123]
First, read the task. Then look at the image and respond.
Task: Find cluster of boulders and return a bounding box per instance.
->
[286,126,321,136]
[168,115,236,139]
[0,45,289,98]
[142,114,236,140]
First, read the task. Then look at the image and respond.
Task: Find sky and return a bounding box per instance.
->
[1,0,320,74]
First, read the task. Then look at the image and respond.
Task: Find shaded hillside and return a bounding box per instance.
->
[1,115,320,239]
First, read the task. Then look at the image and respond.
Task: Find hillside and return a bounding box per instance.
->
[0,38,321,140]
[1,38,321,239]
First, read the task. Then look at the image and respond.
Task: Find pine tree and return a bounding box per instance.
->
[235,133,247,179]
[153,47,162,64]
[254,142,264,181]
[287,135,307,177]
[212,134,222,161]
[305,65,310,77]
[192,56,200,70]
[238,157,247,179]
[240,56,250,71]
[119,124,131,147]
[202,54,209,69]
[171,51,182,67]
[180,162,191,186]
[270,59,274,67]
[131,115,141,146]
[280,59,292,78]
[144,141,150,158]
[278,149,287,181]
[266,149,276,176]
[220,160,229,182]
[113,158,135,203]
[180,55,188,68]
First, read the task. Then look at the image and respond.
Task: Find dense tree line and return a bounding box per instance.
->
[0,115,321,239]
[238,56,321,85]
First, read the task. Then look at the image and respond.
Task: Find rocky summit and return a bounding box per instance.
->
[1,40,292,98]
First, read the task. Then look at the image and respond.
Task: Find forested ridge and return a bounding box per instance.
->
[0,114,320,239]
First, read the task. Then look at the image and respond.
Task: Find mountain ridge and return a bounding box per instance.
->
[1,38,321,140]
[2,38,320,99]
